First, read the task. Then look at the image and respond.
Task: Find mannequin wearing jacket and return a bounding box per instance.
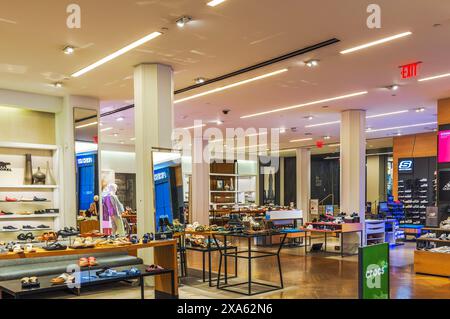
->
[102,183,126,236]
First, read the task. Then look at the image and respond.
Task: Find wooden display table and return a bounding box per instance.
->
[0,240,178,298]
[302,222,363,257]
[414,250,450,277]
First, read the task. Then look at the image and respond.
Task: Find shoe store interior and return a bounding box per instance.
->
[0,0,449,300]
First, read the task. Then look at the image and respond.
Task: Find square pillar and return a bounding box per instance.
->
[134,64,174,264]
[296,148,311,223]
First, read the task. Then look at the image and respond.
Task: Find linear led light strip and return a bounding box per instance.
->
[366,122,437,133]
[289,138,313,143]
[71,31,162,77]
[207,0,227,6]
[100,127,113,132]
[182,124,206,130]
[305,110,410,128]
[75,121,98,129]
[174,69,288,104]
[340,31,412,54]
[241,91,368,119]
[418,73,450,82]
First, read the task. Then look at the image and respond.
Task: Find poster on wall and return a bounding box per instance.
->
[310,199,319,216]
[359,243,390,299]
[438,130,450,163]
[439,170,450,202]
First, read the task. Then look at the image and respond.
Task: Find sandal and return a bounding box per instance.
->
[51,273,74,285]
[78,257,89,267]
[88,256,98,266]
[43,242,67,251]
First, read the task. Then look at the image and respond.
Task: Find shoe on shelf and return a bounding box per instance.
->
[36,224,50,229]
[33,196,47,202]
[0,211,13,215]
[145,264,164,272]
[21,276,40,289]
[5,196,18,202]
[22,225,35,230]
[43,242,67,251]
[51,273,75,285]
[3,225,18,231]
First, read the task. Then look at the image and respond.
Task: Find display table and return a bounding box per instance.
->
[183,230,237,287]
[0,264,175,299]
[414,250,450,277]
[303,222,363,257]
[212,231,287,296]
[0,240,178,298]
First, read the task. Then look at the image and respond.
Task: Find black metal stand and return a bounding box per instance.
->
[213,232,287,296]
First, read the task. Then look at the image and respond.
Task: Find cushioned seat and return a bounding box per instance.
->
[0,252,143,281]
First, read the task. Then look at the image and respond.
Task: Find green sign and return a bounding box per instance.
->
[358,243,390,299]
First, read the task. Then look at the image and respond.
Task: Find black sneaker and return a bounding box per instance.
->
[33,196,47,202]
[22,225,35,230]
[36,224,50,229]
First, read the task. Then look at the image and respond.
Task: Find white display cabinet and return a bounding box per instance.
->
[0,142,61,241]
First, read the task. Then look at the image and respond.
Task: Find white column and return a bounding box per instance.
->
[134,64,174,265]
[191,137,210,225]
[296,148,311,223]
[340,110,366,218]
[55,95,99,229]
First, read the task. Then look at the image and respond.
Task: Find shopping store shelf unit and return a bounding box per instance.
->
[365,220,385,245]
[414,228,450,277]
[0,142,61,241]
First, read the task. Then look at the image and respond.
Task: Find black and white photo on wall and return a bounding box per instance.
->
[0,161,11,172]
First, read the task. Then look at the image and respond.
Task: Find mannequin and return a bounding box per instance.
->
[102,183,126,236]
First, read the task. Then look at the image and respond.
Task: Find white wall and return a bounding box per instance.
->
[101,150,136,174]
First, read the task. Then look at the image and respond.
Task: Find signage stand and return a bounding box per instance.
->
[358,243,390,299]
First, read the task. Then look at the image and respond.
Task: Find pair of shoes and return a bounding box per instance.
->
[22,225,35,230]
[34,210,47,215]
[58,227,79,237]
[33,196,47,202]
[96,268,127,278]
[145,264,164,272]
[43,242,67,251]
[51,273,75,285]
[17,233,34,241]
[38,232,58,241]
[36,224,50,229]
[142,233,154,244]
[78,257,98,267]
[21,277,40,289]
[0,211,13,215]
[71,237,95,249]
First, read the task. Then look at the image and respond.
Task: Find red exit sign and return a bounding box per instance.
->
[400,61,422,79]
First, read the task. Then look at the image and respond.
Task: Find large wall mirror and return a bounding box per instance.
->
[74,108,100,233]
[152,149,186,233]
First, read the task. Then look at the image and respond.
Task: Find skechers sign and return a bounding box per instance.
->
[398,158,413,174]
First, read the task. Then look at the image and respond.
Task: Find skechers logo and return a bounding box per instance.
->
[399,160,413,172]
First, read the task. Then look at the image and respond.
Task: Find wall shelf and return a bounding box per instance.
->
[0,185,58,189]
[0,142,58,151]
[0,214,59,219]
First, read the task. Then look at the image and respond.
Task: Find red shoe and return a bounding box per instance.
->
[5,196,18,202]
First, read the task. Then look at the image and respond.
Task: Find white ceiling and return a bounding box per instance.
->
[1,0,449,148]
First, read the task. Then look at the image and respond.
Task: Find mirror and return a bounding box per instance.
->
[152,150,186,233]
[74,108,101,233]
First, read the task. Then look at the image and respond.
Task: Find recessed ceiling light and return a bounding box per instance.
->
[120,141,125,144]
[328,143,340,147]
[54,82,63,88]
[415,107,425,113]
[176,16,192,28]
[195,77,207,84]
[113,133,119,137]
[290,138,313,143]
[71,31,162,77]
[280,128,286,134]
[116,117,124,122]
[130,137,136,141]
[75,121,98,129]
[207,0,227,7]
[305,121,340,128]
[63,45,75,55]
[340,31,412,54]
[183,124,206,130]
[241,91,368,119]
[100,127,113,132]
[323,136,331,140]
[388,84,399,91]
[366,122,437,133]
[366,127,372,132]
[305,59,319,67]
[418,72,450,82]
[175,69,288,104]
[216,120,224,125]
